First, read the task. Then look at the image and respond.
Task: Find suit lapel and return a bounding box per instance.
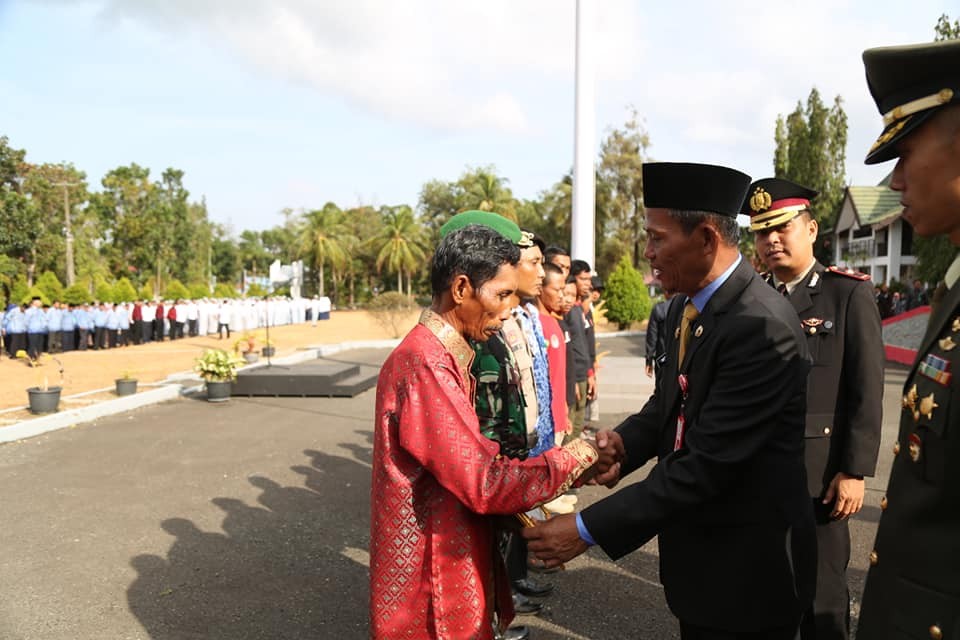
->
[679,260,754,372]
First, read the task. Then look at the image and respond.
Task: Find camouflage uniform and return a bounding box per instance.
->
[471,333,530,460]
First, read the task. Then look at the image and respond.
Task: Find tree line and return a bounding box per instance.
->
[2,86,863,310]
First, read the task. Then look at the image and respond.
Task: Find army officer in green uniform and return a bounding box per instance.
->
[856,38,960,640]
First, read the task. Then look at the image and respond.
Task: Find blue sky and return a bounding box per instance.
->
[0,0,951,232]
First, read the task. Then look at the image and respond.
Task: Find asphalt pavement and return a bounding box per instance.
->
[0,336,904,639]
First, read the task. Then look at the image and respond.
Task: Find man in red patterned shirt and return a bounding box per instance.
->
[369,223,615,639]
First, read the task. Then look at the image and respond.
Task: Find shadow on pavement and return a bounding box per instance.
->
[127,448,372,639]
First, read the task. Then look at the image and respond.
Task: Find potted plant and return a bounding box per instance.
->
[234,333,259,364]
[17,350,64,414]
[115,370,138,397]
[194,348,244,402]
[261,337,275,358]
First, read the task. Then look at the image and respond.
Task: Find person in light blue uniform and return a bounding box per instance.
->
[61,303,77,352]
[75,303,93,351]
[46,302,63,353]
[116,303,130,347]
[105,303,120,349]
[4,303,27,357]
[92,303,108,350]
[24,297,48,359]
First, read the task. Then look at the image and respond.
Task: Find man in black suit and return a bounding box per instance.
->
[748,177,884,640]
[524,162,816,639]
[856,39,960,640]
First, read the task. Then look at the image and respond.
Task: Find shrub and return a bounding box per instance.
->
[114,277,138,302]
[94,278,115,303]
[36,271,64,302]
[194,348,245,382]
[10,277,29,307]
[164,279,189,300]
[188,282,210,299]
[23,285,50,306]
[213,282,238,299]
[138,282,154,301]
[63,283,90,305]
[367,292,419,338]
[604,256,651,330]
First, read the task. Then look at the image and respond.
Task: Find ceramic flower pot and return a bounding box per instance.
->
[205,380,232,403]
[27,386,62,414]
[115,379,138,397]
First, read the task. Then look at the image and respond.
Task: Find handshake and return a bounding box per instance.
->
[519,429,626,570]
[582,429,626,488]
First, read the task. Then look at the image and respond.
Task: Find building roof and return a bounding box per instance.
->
[846,186,902,227]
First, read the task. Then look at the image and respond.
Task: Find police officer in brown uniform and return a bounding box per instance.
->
[746,178,884,640]
[856,39,960,640]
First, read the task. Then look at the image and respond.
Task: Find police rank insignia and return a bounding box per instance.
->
[919,392,939,420]
[802,317,824,335]
[953,316,960,332]
[749,187,772,212]
[919,353,953,386]
[940,336,957,351]
[908,433,922,462]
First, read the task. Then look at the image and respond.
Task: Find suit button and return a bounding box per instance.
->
[881,496,888,510]
[823,427,831,435]
[930,625,942,640]
[893,441,901,455]
[869,550,879,566]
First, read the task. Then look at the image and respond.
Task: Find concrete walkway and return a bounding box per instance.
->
[0,334,899,639]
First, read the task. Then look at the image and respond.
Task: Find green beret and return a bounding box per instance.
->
[440,210,523,245]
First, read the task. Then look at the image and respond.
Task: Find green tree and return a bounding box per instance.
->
[189,282,210,299]
[10,276,29,306]
[297,203,348,298]
[114,277,138,302]
[36,271,64,302]
[245,282,268,298]
[138,282,154,301]
[0,137,43,284]
[935,14,960,40]
[95,278,116,302]
[24,285,50,306]
[163,279,189,300]
[63,283,89,305]
[459,168,517,220]
[375,205,427,295]
[772,89,848,242]
[213,282,238,299]
[603,256,651,329]
[599,108,651,270]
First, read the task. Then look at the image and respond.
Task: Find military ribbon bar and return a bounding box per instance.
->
[919,353,952,386]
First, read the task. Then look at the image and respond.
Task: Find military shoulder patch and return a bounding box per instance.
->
[826,266,871,281]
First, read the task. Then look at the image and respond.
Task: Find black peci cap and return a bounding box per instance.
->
[642,162,751,217]
[863,39,960,164]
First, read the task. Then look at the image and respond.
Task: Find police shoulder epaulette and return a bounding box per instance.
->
[826,266,871,281]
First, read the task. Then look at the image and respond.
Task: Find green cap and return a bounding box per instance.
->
[440,210,528,246]
[863,39,960,164]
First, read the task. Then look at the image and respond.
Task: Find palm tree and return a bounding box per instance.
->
[297,203,348,298]
[375,206,426,294]
[461,169,517,221]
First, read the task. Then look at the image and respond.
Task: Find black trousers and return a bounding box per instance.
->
[48,331,62,353]
[132,320,143,344]
[8,332,25,356]
[62,330,75,352]
[218,323,230,339]
[153,319,163,341]
[77,329,89,351]
[680,621,800,640]
[107,329,118,348]
[188,319,198,336]
[27,332,45,359]
[800,500,851,640]
[505,532,528,583]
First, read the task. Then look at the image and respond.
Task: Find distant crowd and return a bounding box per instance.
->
[0,296,332,360]
[874,278,930,319]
